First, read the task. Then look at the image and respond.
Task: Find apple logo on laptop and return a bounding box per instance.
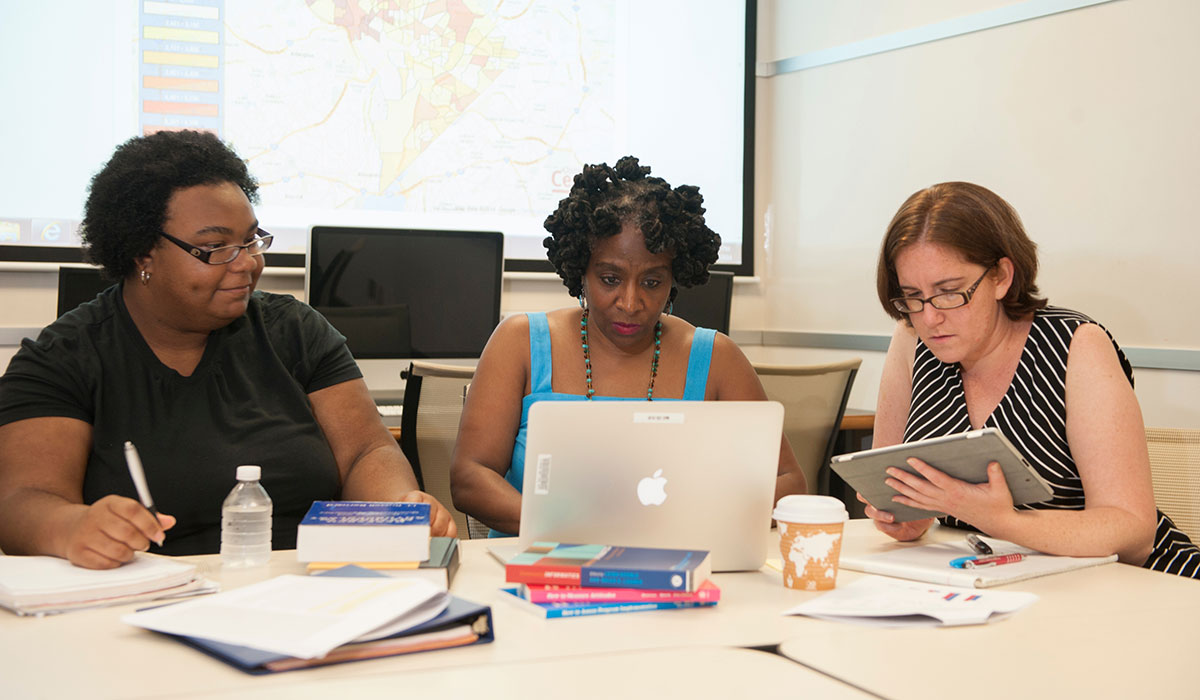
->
[637,469,668,506]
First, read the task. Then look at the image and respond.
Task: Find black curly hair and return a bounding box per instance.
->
[81,130,259,280]
[543,156,721,301]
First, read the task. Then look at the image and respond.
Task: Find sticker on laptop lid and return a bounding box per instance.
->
[534,454,552,495]
[633,412,684,424]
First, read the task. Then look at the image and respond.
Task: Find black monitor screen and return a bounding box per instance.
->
[307,227,503,359]
[671,271,734,335]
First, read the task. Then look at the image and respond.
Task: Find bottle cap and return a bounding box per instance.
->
[236,465,262,481]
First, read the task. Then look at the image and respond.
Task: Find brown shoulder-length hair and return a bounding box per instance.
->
[876,182,1048,322]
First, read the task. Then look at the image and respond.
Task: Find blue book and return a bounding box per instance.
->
[499,586,716,619]
[296,501,431,563]
[505,543,712,591]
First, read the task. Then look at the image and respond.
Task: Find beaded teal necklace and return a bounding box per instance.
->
[580,308,662,400]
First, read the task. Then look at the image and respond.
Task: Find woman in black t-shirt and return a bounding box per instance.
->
[0,130,457,568]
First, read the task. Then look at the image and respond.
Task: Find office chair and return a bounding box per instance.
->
[753,359,862,498]
[399,361,490,539]
[1145,427,1200,543]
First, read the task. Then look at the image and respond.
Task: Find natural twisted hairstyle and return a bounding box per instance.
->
[877,181,1048,322]
[82,129,259,280]
[543,156,721,301]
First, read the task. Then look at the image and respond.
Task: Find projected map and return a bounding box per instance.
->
[139,0,615,255]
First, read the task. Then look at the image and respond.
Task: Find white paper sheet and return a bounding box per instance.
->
[122,574,448,659]
[784,575,1038,627]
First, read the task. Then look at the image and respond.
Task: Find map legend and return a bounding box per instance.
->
[139,0,223,135]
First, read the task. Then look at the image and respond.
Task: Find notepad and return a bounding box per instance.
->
[0,553,203,616]
[839,537,1118,588]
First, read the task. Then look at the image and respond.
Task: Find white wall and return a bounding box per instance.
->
[3,0,1197,428]
[754,0,1200,428]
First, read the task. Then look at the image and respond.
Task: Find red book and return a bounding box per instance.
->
[522,579,721,604]
[504,543,712,592]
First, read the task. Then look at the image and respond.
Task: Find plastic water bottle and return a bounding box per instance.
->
[220,465,272,567]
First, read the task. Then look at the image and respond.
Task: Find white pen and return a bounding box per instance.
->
[123,441,159,518]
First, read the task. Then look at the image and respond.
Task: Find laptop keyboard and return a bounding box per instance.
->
[376,404,403,417]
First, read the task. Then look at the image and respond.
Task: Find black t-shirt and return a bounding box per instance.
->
[0,285,362,555]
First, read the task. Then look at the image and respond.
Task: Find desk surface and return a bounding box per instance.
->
[0,536,868,699]
[171,647,862,700]
[779,523,1200,700]
[3,521,1193,699]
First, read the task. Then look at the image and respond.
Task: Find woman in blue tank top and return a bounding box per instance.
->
[451,157,804,536]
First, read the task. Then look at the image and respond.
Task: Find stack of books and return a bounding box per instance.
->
[501,543,719,618]
[296,501,458,589]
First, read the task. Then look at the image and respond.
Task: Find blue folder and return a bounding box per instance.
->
[161,566,493,674]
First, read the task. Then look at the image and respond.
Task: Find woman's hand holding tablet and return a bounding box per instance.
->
[830,428,1054,523]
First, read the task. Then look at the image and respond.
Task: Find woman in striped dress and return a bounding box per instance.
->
[864,181,1198,578]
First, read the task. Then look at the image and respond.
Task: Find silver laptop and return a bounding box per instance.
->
[517,400,783,572]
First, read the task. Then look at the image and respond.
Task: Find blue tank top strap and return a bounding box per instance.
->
[527,312,553,394]
[682,327,716,400]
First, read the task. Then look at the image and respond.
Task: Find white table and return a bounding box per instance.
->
[164,647,866,700]
[5,521,1192,699]
[778,521,1200,700]
[0,536,866,699]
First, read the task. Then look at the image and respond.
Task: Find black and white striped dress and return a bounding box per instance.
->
[905,306,1200,579]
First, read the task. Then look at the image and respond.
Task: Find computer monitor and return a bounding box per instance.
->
[57,267,113,318]
[671,271,734,335]
[307,227,504,359]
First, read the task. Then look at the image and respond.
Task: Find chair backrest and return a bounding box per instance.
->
[753,359,861,496]
[57,266,110,318]
[671,270,734,335]
[399,361,477,538]
[1145,427,1200,543]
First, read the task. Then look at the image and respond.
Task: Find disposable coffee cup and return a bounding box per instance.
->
[773,495,849,591]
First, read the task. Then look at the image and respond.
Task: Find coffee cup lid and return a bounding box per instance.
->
[773,494,848,524]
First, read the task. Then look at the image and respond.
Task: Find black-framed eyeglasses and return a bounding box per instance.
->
[890,266,993,314]
[159,230,274,265]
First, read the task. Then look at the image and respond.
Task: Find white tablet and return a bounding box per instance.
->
[830,428,1054,523]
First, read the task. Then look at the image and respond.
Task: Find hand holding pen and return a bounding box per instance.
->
[122,441,174,548]
[58,443,177,570]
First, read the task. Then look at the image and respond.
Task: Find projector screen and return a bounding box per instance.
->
[0,0,753,272]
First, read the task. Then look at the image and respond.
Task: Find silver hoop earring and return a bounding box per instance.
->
[139,269,151,286]
[578,295,587,310]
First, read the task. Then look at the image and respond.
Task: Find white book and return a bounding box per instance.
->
[295,501,431,563]
[0,553,200,615]
[840,536,1118,588]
